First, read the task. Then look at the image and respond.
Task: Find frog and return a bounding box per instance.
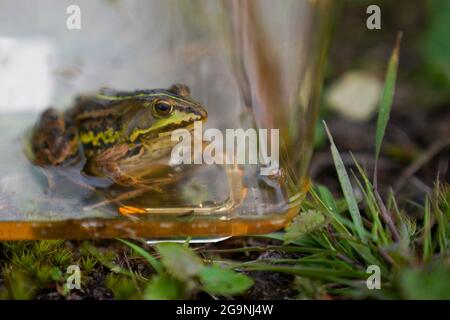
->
[29,84,207,192]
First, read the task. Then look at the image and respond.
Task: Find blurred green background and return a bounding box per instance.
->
[313,0,449,202]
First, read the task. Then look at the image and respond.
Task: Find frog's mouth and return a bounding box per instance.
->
[144,108,206,138]
[155,121,196,138]
[130,118,202,143]
[130,101,207,143]
[135,118,206,169]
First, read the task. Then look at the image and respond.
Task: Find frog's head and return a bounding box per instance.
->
[98,84,207,143]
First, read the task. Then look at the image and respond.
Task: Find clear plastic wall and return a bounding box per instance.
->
[0,0,334,239]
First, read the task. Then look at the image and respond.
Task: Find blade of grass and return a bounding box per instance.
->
[309,187,358,258]
[369,33,403,243]
[313,186,357,233]
[431,181,448,254]
[351,171,387,244]
[316,185,339,214]
[203,245,332,255]
[82,242,134,277]
[323,121,367,243]
[374,32,402,187]
[232,263,367,281]
[117,239,163,274]
[350,154,390,245]
[310,187,359,240]
[422,199,433,261]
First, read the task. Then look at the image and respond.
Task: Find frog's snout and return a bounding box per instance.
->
[189,103,207,122]
[197,105,207,121]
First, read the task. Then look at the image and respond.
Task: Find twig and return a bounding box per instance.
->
[374,189,400,242]
[394,135,450,191]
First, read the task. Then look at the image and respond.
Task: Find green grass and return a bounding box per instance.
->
[0,240,76,299]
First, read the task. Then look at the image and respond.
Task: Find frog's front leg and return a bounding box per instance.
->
[84,144,141,187]
[86,144,178,189]
[101,162,143,187]
[96,163,175,191]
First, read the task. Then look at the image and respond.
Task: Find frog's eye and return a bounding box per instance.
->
[152,100,173,117]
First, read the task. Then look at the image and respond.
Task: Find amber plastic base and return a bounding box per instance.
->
[0,207,298,240]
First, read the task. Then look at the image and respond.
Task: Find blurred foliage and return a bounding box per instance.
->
[399,262,450,299]
[422,0,450,90]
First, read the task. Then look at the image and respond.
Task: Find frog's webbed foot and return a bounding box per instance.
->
[83,173,180,211]
[92,162,143,188]
[37,166,57,191]
[133,174,181,192]
[83,187,149,211]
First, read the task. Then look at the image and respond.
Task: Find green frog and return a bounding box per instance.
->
[29,84,207,190]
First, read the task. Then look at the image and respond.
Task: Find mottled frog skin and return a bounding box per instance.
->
[30,84,207,188]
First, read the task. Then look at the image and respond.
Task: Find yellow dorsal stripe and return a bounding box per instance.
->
[80,128,121,146]
[96,93,192,105]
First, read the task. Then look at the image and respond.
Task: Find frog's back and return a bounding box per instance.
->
[67,95,128,157]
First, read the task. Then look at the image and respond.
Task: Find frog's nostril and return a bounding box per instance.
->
[197,106,207,120]
[188,105,207,120]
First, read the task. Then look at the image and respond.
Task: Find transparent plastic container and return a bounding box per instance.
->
[0,0,334,240]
